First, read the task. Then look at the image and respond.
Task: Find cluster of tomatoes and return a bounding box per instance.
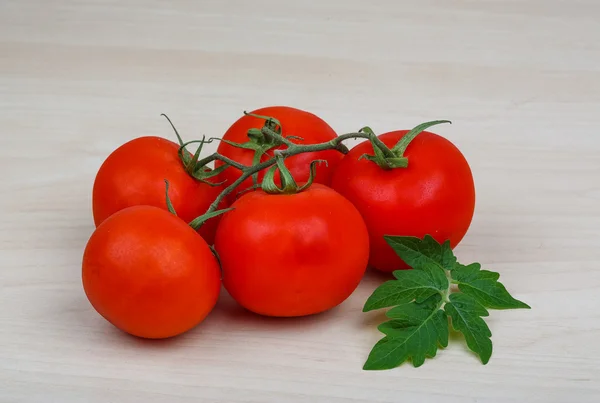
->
[82,106,475,339]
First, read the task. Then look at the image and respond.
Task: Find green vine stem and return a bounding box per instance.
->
[161,114,451,228]
[359,126,396,159]
[391,120,451,156]
[359,120,452,169]
[194,131,371,221]
[261,156,326,194]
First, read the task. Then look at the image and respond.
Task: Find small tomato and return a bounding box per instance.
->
[82,206,221,338]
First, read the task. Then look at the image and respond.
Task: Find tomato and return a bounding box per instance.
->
[214,184,369,317]
[215,106,343,201]
[331,130,475,272]
[92,136,224,244]
[82,206,221,339]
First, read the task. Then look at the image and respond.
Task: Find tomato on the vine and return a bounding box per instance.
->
[92,136,225,244]
[331,128,475,273]
[214,184,369,317]
[215,106,343,201]
[82,205,221,339]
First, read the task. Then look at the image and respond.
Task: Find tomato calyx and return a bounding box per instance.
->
[220,112,308,186]
[178,138,229,186]
[161,114,230,186]
[359,120,452,170]
[261,155,326,195]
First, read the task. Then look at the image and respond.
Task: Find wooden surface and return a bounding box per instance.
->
[1,1,599,402]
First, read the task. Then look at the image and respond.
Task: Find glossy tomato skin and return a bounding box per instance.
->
[92,136,224,244]
[82,206,221,339]
[215,106,343,201]
[331,130,475,273]
[214,184,369,317]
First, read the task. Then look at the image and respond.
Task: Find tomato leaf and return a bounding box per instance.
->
[384,235,456,272]
[363,259,448,312]
[363,235,530,370]
[363,276,440,312]
[445,293,492,364]
[364,294,448,370]
[451,262,531,310]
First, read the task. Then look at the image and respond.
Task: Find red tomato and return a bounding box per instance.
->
[82,206,221,339]
[214,184,370,317]
[331,130,475,272]
[92,136,224,244]
[215,106,343,201]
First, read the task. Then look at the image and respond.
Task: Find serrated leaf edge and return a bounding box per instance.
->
[364,302,447,370]
[445,297,493,365]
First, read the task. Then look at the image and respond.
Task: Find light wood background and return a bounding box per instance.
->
[1,1,599,402]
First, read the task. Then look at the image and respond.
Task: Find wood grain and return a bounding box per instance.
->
[1,0,599,402]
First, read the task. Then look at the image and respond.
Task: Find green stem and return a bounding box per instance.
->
[204,158,274,212]
[442,270,453,304]
[391,120,452,156]
[261,155,298,194]
[243,111,282,130]
[262,126,292,146]
[360,127,395,159]
[195,153,247,172]
[250,148,264,186]
[190,119,450,225]
[198,131,371,217]
[161,114,185,146]
[164,180,177,216]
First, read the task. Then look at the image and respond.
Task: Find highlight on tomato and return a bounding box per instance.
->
[82,205,222,339]
[331,121,475,272]
[215,106,344,202]
[214,159,370,317]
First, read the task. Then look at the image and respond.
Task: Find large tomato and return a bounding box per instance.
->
[82,206,221,339]
[92,136,224,244]
[214,184,369,317]
[215,106,343,201]
[331,130,475,272]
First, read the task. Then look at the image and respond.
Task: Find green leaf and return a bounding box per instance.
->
[364,235,450,311]
[364,295,448,369]
[384,235,456,272]
[385,293,442,322]
[452,263,530,310]
[362,235,530,370]
[363,267,447,312]
[445,293,492,364]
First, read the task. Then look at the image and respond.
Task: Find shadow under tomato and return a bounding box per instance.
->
[212,289,343,332]
[210,266,398,336]
[102,321,207,350]
[98,267,396,346]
